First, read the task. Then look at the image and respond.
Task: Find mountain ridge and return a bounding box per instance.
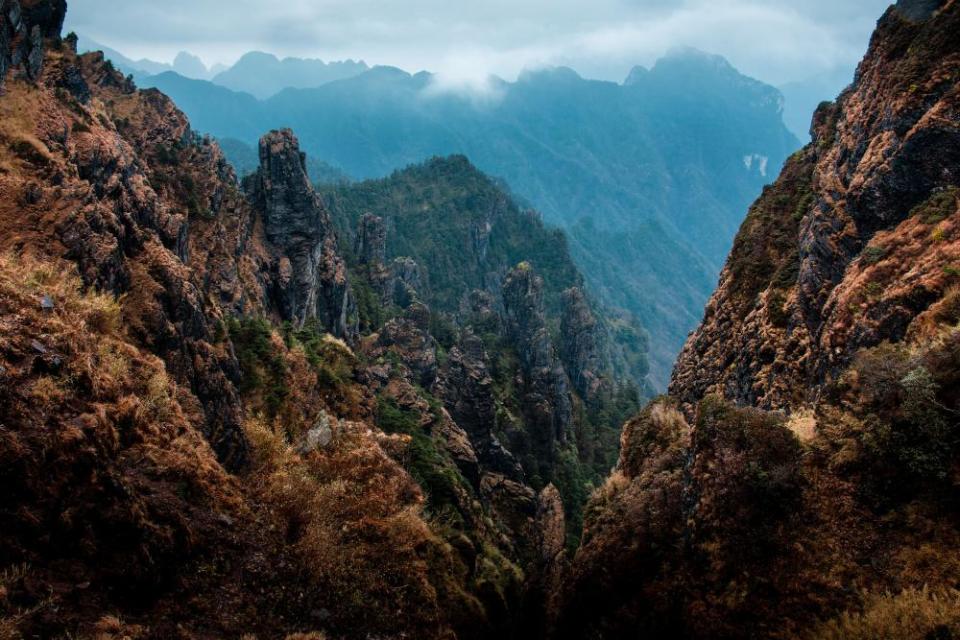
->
[133,50,798,386]
[556,2,960,638]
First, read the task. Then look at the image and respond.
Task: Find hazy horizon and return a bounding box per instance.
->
[66,0,892,90]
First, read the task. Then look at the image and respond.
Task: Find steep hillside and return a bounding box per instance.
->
[135,54,800,385]
[317,156,648,538]
[558,1,960,638]
[0,3,642,637]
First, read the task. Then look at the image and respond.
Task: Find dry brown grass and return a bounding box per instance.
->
[0,252,250,637]
[243,417,465,637]
[807,588,960,640]
[786,409,818,444]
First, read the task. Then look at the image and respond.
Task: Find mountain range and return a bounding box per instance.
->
[5,0,960,638]
[127,50,800,385]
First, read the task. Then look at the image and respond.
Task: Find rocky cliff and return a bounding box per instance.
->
[323,156,649,545]
[672,0,960,411]
[0,7,558,638]
[0,4,642,637]
[247,129,355,337]
[559,2,960,638]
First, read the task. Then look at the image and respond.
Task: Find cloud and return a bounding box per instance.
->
[64,0,893,86]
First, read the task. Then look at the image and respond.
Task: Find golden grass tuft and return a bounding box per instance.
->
[786,409,818,444]
[808,588,960,640]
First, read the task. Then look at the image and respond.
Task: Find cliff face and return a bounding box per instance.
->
[248,129,355,338]
[0,6,637,637]
[559,3,960,639]
[0,1,66,85]
[501,264,574,477]
[0,11,545,639]
[672,0,960,411]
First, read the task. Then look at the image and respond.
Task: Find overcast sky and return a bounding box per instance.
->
[64,0,893,87]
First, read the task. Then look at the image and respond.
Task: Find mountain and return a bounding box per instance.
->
[75,35,215,80]
[318,154,650,535]
[211,51,369,99]
[557,1,960,637]
[129,53,800,386]
[0,4,643,637]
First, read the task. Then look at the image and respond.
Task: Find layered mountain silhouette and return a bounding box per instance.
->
[120,49,800,385]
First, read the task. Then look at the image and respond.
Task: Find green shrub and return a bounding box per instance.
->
[911,188,958,225]
[228,316,289,417]
[851,345,955,492]
[376,396,468,521]
[861,245,887,265]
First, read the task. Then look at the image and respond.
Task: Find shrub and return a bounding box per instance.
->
[71,120,91,134]
[768,290,790,327]
[911,187,958,225]
[285,320,356,391]
[376,397,467,520]
[849,345,955,491]
[692,397,804,556]
[861,245,887,265]
[228,316,289,417]
[897,366,951,480]
[933,287,960,325]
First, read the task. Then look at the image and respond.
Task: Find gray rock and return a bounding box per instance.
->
[501,264,574,476]
[40,294,54,311]
[249,129,356,339]
[25,24,42,79]
[439,330,525,482]
[388,257,423,308]
[297,412,336,454]
[355,212,386,265]
[559,287,604,400]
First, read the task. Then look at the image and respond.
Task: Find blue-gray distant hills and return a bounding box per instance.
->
[125,48,799,385]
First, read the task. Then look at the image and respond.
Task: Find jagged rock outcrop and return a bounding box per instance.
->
[672,0,960,411]
[502,264,574,479]
[369,302,438,388]
[248,129,356,337]
[0,17,534,639]
[439,330,525,481]
[0,0,65,88]
[355,212,386,265]
[0,19,263,467]
[388,256,423,307]
[559,287,604,400]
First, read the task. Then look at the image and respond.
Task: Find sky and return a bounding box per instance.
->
[64,0,894,88]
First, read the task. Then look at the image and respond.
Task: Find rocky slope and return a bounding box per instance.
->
[321,156,647,541]
[558,2,960,638]
[0,3,638,637]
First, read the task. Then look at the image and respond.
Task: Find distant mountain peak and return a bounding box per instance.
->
[173,50,208,78]
[654,46,736,74]
[210,51,369,98]
[517,65,583,84]
[623,65,649,86]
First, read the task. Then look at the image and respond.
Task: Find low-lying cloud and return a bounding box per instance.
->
[65,0,893,86]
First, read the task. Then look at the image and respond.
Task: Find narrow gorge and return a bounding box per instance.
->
[1,0,959,639]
